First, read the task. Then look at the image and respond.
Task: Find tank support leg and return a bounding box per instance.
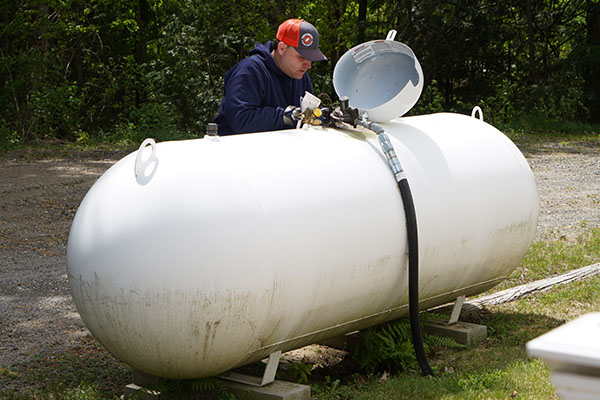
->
[221,350,282,387]
[448,295,466,325]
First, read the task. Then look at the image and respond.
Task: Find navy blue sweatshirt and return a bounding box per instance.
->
[214,41,314,135]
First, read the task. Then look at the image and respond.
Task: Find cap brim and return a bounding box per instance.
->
[296,48,327,62]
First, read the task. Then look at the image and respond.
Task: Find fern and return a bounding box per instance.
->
[287,360,313,384]
[427,334,466,350]
[144,376,234,399]
[190,377,229,395]
[353,316,465,372]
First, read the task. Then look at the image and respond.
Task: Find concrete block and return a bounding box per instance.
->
[222,379,310,400]
[424,319,487,346]
[125,367,308,400]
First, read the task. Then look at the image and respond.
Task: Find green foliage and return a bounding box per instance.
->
[61,383,101,400]
[1,0,599,142]
[0,128,22,154]
[353,317,465,373]
[411,80,445,115]
[287,360,313,384]
[126,102,189,143]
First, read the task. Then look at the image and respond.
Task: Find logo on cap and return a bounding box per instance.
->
[301,33,313,47]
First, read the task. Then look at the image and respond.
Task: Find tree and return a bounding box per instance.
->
[574,0,600,121]
[0,0,597,146]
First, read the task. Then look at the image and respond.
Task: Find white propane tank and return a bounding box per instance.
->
[67,113,539,379]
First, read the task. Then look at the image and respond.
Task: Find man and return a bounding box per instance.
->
[213,19,327,135]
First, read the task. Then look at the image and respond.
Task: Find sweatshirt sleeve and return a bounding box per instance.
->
[221,67,286,134]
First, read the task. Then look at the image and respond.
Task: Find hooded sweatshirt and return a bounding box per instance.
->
[214,41,314,135]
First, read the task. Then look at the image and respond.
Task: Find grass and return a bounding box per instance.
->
[343,358,556,400]
[498,115,599,157]
[0,137,137,161]
[500,114,599,137]
[1,131,599,399]
[496,227,600,291]
[0,337,131,399]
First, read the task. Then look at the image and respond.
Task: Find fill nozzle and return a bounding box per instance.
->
[330,96,360,127]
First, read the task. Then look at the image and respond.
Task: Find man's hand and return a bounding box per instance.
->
[283,105,302,126]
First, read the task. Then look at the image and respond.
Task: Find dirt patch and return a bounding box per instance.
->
[0,139,598,388]
[0,154,127,369]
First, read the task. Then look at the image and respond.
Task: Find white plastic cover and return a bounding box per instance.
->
[527,313,600,369]
[333,33,424,122]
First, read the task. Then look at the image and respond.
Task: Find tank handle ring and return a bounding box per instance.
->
[471,106,484,121]
[134,138,157,178]
[386,30,397,41]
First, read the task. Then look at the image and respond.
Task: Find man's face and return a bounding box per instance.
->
[278,43,312,79]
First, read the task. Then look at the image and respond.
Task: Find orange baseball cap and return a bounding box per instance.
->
[276,19,327,61]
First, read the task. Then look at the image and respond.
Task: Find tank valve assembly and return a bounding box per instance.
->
[289,91,327,128]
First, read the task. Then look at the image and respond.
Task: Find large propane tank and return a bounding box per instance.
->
[67,112,539,379]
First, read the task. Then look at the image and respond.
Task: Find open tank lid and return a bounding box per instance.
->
[333,30,424,122]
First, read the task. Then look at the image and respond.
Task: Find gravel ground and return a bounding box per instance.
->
[0,138,598,380]
[526,140,600,239]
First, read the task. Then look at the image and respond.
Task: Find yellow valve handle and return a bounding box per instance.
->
[300,107,324,126]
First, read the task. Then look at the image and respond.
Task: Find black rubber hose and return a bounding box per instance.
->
[398,177,434,376]
[348,117,433,376]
